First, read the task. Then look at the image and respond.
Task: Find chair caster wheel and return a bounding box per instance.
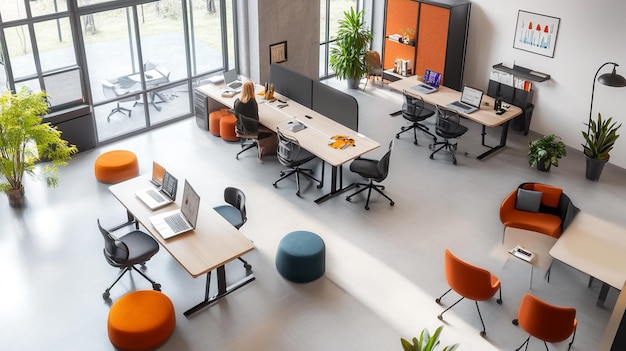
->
[437,314,443,320]
[153,283,161,291]
[429,155,434,159]
[413,140,418,145]
[103,291,110,300]
[395,134,400,139]
[317,184,323,189]
[497,298,502,304]
[453,160,457,165]
[296,191,301,197]
[390,201,395,206]
[346,197,352,202]
[364,206,370,210]
[512,319,519,326]
[273,183,278,188]
[401,126,407,131]
[435,298,441,303]
[279,172,285,176]
[480,331,486,337]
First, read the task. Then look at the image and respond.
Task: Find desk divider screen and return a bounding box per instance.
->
[270,64,313,108]
[312,81,359,131]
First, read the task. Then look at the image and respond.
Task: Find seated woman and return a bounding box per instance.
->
[233,81,275,157]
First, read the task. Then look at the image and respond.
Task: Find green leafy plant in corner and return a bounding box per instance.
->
[401,325,459,351]
[528,134,566,169]
[329,7,373,82]
[582,113,621,160]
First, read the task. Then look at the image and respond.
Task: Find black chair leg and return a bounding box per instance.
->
[475,301,487,337]
[238,257,252,274]
[514,336,531,351]
[236,139,258,159]
[345,180,393,210]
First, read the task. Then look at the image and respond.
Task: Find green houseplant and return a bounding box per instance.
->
[0,87,78,207]
[401,325,459,351]
[582,113,621,181]
[329,7,373,89]
[528,134,566,172]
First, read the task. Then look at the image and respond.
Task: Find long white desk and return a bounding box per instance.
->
[109,175,255,316]
[196,82,381,203]
[388,77,523,159]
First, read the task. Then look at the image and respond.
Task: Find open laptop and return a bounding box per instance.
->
[446,85,484,114]
[412,69,442,94]
[149,161,166,186]
[135,170,178,210]
[223,69,243,92]
[149,180,200,239]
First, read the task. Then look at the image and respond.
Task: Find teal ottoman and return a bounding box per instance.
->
[276,231,325,283]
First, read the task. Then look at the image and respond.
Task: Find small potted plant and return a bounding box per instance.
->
[329,8,373,89]
[528,134,566,172]
[582,113,621,181]
[401,325,459,351]
[402,27,415,46]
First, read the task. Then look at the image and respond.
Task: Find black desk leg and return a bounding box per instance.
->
[315,164,356,204]
[476,120,511,160]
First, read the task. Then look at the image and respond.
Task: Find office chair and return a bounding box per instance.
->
[213,187,252,273]
[97,219,161,300]
[395,91,436,145]
[429,106,468,164]
[513,294,577,351]
[273,127,322,197]
[101,79,134,122]
[346,140,394,210]
[235,114,260,159]
[364,50,383,88]
[436,249,502,337]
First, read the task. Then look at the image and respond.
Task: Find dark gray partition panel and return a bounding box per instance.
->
[270,64,313,108]
[312,81,359,131]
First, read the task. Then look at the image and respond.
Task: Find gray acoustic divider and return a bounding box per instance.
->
[270,64,313,108]
[311,81,359,131]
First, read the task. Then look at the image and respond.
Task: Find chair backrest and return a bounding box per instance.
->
[365,50,382,69]
[517,294,577,343]
[155,65,171,80]
[236,114,259,138]
[402,91,426,121]
[435,106,461,134]
[101,80,118,99]
[375,140,394,182]
[97,219,129,264]
[224,187,247,225]
[444,249,498,301]
[276,127,303,167]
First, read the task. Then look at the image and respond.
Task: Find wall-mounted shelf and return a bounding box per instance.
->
[492,63,550,82]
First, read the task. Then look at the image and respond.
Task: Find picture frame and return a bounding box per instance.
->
[513,10,560,58]
[270,41,288,64]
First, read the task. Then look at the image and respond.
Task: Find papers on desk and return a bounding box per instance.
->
[328,135,355,149]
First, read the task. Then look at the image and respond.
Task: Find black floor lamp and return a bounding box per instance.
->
[587,62,626,134]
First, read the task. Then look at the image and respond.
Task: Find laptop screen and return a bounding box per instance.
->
[423,69,442,88]
[460,86,484,108]
[152,162,165,186]
[161,171,178,200]
[181,180,200,229]
[223,69,238,84]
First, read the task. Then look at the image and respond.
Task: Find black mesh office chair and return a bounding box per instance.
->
[235,114,260,159]
[213,187,252,273]
[98,219,161,300]
[429,106,468,165]
[395,90,436,145]
[273,127,322,196]
[346,140,395,210]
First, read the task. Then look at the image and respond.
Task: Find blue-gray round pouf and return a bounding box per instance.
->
[276,231,325,283]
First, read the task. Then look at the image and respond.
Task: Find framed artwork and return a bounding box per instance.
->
[270,41,288,64]
[513,10,560,58]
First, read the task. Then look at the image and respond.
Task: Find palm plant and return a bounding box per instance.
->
[401,326,459,351]
[329,8,373,88]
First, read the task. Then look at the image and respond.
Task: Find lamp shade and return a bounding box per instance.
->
[598,69,626,87]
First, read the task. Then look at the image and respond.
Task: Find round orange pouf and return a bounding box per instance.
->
[108,290,176,351]
[209,109,230,137]
[220,113,239,141]
[94,150,139,183]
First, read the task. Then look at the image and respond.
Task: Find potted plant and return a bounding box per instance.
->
[402,27,415,45]
[401,325,459,351]
[528,134,566,172]
[329,7,373,89]
[0,87,78,207]
[582,113,621,181]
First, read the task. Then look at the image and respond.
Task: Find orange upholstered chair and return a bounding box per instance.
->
[436,249,502,337]
[513,294,577,351]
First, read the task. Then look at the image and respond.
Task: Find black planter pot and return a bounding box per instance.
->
[536,160,551,172]
[585,155,608,181]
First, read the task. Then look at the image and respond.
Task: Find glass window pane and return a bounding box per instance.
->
[77,0,117,7]
[188,0,224,75]
[43,68,82,107]
[33,18,76,72]
[16,79,41,93]
[0,1,27,22]
[329,1,357,41]
[4,25,37,79]
[30,0,69,17]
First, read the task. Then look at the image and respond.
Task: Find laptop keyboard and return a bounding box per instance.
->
[229,81,242,89]
[451,101,469,109]
[147,189,165,203]
[164,214,190,232]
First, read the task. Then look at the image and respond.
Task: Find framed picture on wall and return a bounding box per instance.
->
[513,10,560,58]
[270,41,288,64]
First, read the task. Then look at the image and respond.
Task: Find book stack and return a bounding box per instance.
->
[490,69,533,92]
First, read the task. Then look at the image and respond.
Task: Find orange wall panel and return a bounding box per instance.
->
[415,4,450,79]
[384,0,419,70]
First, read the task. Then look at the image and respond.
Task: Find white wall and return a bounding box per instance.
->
[463,0,626,168]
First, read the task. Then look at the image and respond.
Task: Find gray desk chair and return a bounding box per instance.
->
[213,187,252,273]
[97,219,161,300]
[396,91,436,145]
[429,106,468,165]
[346,140,395,210]
[273,127,322,197]
[101,80,135,122]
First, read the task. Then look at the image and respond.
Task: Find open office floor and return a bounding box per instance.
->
[2,78,625,350]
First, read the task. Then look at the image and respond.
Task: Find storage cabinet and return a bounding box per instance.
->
[193,89,209,130]
[44,105,96,152]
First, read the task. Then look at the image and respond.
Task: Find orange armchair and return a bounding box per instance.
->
[436,249,502,337]
[513,294,577,350]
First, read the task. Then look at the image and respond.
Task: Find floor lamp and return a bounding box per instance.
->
[587,62,626,134]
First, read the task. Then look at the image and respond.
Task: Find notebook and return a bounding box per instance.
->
[446,85,484,114]
[223,69,243,92]
[135,170,178,210]
[149,180,200,239]
[149,161,166,186]
[411,69,442,94]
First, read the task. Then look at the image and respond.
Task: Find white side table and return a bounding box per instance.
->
[503,227,558,289]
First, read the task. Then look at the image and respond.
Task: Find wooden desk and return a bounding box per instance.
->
[550,212,626,306]
[388,77,523,159]
[196,83,381,203]
[109,175,255,316]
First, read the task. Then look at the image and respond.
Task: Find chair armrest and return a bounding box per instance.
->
[500,189,518,222]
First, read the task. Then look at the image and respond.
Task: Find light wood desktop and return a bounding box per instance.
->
[388,77,523,159]
[196,82,381,203]
[109,175,255,316]
[503,227,558,289]
[550,211,626,306]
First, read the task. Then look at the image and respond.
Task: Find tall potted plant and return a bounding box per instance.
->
[329,8,373,89]
[581,113,621,181]
[0,87,78,207]
[528,134,566,172]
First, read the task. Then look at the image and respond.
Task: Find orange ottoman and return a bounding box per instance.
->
[94,150,139,183]
[209,109,230,136]
[220,113,239,141]
[108,290,176,351]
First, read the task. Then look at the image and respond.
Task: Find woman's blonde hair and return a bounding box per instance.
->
[240,81,255,103]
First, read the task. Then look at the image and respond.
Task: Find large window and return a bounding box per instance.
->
[319,0,363,78]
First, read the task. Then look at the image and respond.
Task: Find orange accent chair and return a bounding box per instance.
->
[500,182,578,239]
[512,294,577,351]
[436,249,502,337]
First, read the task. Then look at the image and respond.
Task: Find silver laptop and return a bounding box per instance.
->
[223,69,243,92]
[136,170,178,210]
[412,69,442,94]
[446,85,484,114]
[149,180,200,239]
[149,161,166,187]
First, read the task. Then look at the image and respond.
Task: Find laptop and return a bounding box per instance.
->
[446,85,484,114]
[135,170,178,210]
[223,69,243,92]
[149,180,200,239]
[149,161,166,187]
[412,69,442,94]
